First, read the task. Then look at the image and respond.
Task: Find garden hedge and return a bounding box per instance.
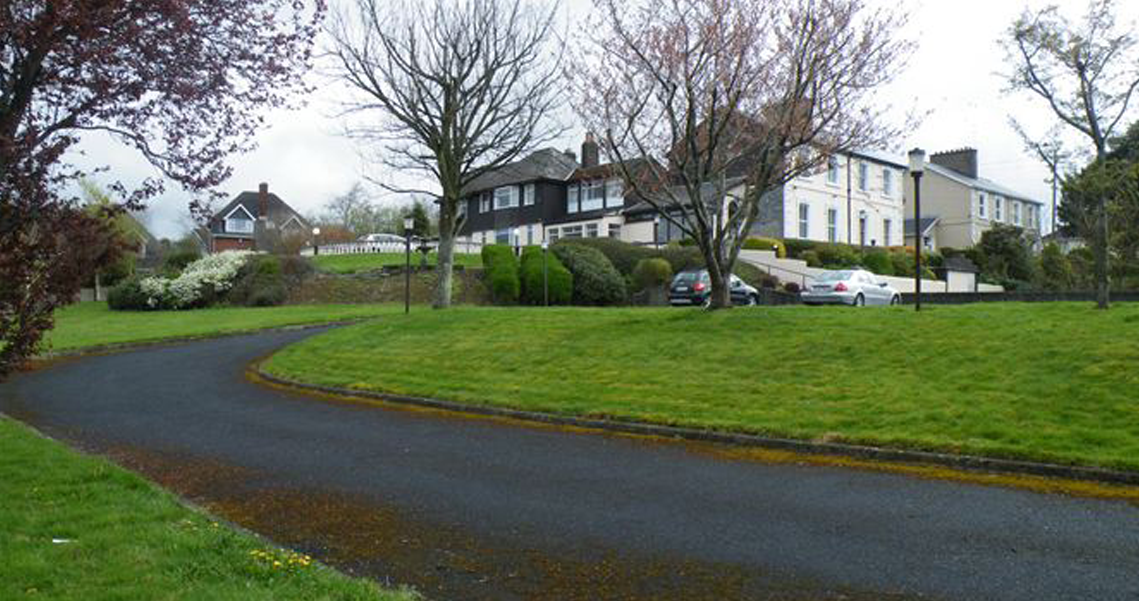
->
[481,244,520,305]
[552,242,626,305]
[742,237,787,257]
[519,246,573,305]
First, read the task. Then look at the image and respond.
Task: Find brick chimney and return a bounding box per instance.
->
[581,132,600,168]
[257,182,269,220]
[930,148,978,179]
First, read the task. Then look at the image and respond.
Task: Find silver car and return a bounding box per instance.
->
[800,269,901,306]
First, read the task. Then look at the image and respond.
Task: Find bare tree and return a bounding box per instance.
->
[1008,120,1076,236]
[327,0,565,308]
[573,0,911,309]
[324,182,373,234]
[1003,0,1139,309]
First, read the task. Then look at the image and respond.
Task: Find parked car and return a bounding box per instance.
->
[800,269,901,306]
[358,233,407,244]
[669,270,761,307]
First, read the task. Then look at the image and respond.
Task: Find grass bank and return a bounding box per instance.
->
[0,417,413,600]
[47,303,398,352]
[263,303,1139,472]
[312,253,482,274]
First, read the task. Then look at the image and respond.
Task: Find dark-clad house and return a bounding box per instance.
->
[205,183,309,252]
[458,134,655,246]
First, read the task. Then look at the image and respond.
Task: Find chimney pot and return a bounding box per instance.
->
[581,133,600,169]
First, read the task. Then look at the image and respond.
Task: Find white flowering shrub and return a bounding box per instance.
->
[136,251,255,309]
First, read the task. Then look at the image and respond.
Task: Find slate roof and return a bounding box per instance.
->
[208,190,308,236]
[623,176,749,217]
[924,162,1042,205]
[904,216,940,237]
[462,149,579,195]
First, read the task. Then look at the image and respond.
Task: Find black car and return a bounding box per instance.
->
[669,270,761,307]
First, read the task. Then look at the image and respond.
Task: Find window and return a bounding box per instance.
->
[549,228,560,243]
[604,179,624,209]
[526,224,534,245]
[225,206,254,234]
[883,219,892,246]
[494,186,518,210]
[586,223,599,237]
[882,168,893,196]
[978,193,986,218]
[562,225,583,238]
[478,231,486,245]
[859,214,868,246]
[523,184,535,206]
[566,184,579,214]
[581,180,604,211]
[479,193,491,213]
[995,197,1003,221]
[827,157,839,184]
[858,162,869,192]
[608,223,622,239]
[827,208,838,242]
[798,203,809,238]
[458,200,468,217]
[1013,201,1022,225]
[495,228,511,245]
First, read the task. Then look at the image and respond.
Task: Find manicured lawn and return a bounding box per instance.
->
[312,252,482,274]
[263,303,1139,472]
[0,417,414,600]
[46,302,398,352]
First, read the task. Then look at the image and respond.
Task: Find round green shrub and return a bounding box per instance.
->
[107,276,153,311]
[481,244,520,305]
[801,250,822,267]
[632,258,673,291]
[861,250,894,275]
[519,246,572,305]
[782,239,816,258]
[742,237,787,258]
[816,243,860,268]
[552,242,627,305]
[558,237,655,276]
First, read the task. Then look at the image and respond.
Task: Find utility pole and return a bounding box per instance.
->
[1050,146,1059,236]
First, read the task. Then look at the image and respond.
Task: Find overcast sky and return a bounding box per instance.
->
[70,0,1139,239]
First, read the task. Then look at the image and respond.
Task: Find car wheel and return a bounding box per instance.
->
[853,293,865,307]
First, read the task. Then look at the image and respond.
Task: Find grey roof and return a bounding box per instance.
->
[924,162,1042,205]
[904,216,940,237]
[623,177,749,216]
[208,190,308,235]
[462,149,579,195]
[850,148,907,169]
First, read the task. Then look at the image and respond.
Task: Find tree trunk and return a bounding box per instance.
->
[703,244,732,310]
[433,196,458,309]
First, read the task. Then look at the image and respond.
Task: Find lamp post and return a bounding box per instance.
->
[404,216,414,315]
[541,240,549,307]
[513,226,522,257]
[908,148,926,312]
[311,227,321,256]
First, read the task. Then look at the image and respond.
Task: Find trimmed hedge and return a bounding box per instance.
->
[632,258,673,291]
[559,237,655,276]
[519,246,572,305]
[107,276,151,311]
[481,244,520,305]
[742,237,787,258]
[552,242,626,305]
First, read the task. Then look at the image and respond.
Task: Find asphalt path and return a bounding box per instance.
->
[3,329,1138,600]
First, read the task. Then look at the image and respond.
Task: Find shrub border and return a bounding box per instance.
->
[254,362,1139,487]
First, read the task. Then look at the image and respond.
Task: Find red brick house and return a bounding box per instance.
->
[205,183,309,252]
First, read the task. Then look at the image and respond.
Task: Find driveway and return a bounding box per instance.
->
[2,330,1138,600]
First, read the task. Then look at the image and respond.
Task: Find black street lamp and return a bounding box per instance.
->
[541,240,550,306]
[908,148,926,312]
[311,227,321,256]
[404,216,414,315]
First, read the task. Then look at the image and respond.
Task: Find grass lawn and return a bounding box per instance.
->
[0,417,414,600]
[263,302,1139,472]
[46,302,399,352]
[312,252,482,274]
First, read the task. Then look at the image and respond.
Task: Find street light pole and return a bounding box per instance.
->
[908,148,926,312]
[311,227,321,256]
[541,240,549,307]
[404,216,414,315]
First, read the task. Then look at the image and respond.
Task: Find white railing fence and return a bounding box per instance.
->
[301,239,485,257]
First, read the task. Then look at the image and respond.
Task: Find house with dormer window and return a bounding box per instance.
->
[205,183,309,252]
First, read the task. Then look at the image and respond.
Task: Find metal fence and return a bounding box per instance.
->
[302,239,485,257]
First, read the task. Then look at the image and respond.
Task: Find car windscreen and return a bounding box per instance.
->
[815,271,853,282]
[673,272,705,284]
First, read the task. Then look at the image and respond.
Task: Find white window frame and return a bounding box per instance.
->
[883,218,892,246]
[827,158,840,185]
[604,179,624,209]
[827,208,838,242]
[882,168,893,196]
[586,223,599,238]
[224,205,255,234]
[978,193,986,218]
[562,225,583,238]
[526,224,535,244]
[995,197,1003,222]
[479,193,491,214]
[567,184,580,214]
[1013,201,1022,225]
[494,186,519,210]
[858,162,869,192]
[581,180,604,212]
[798,203,809,238]
[523,183,535,206]
[608,223,622,239]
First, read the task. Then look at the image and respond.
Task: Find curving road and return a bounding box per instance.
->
[3,330,1139,600]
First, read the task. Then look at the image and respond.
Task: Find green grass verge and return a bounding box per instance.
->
[47,303,399,352]
[0,417,414,600]
[312,253,482,274]
[263,303,1139,472]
